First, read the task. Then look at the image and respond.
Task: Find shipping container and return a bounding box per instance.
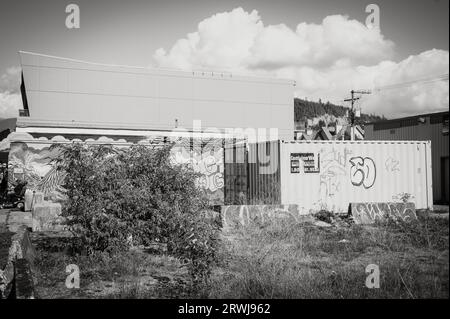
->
[225,140,433,212]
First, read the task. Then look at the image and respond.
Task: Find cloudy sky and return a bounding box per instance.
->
[0,0,448,118]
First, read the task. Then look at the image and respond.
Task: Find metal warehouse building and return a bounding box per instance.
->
[12,51,294,140]
[365,111,449,204]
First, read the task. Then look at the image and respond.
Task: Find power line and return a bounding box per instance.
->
[374,73,449,92]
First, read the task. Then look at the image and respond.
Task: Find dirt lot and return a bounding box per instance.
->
[31,214,449,299]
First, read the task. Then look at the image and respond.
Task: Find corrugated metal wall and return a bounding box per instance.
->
[279,141,433,212]
[224,140,281,205]
[224,142,248,204]
[247,141,281,204]
[365,112,449,203]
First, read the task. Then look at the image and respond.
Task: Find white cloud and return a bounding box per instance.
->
[0,66,21,93]
[0,66,22,118]
[0,92,21,118]
[152,7,449,118]
[153,8,264,71]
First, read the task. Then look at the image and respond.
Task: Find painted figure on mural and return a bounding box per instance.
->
[8,142,66,201]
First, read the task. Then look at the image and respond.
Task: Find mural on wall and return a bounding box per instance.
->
[5,133,225,205]
[8,142,66,201]
[351,202,417,224]
[170,144,224,205]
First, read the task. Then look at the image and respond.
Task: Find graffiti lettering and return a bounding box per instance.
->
[171,147,224,204]
[351,202,417,224]
[385,157,400,172]
[221,205,312,229]
[349,157,376,188]
[317,148,351,208]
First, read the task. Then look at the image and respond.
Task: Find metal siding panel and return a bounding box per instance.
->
[364,117,448,203]
[245,140,281,204]
[20,51,294,140]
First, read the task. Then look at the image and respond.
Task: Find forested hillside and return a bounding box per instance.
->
[294,98,385,126]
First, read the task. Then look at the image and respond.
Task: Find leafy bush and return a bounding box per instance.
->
[54,143,220,282]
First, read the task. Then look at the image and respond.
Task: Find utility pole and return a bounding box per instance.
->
[344,90,371,140]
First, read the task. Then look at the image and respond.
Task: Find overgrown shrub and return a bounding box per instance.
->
[54,143,220,282]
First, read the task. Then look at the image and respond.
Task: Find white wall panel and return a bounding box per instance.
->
[280,141,433,212]
[19,51,294,140]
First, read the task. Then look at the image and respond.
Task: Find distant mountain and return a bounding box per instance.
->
[294,98,385,129]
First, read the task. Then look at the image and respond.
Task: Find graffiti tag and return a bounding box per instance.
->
[317,148,350,201]
[351,202,417,224]
[221,205,311,229]
[385,157,400,172]
[349,156,376,188]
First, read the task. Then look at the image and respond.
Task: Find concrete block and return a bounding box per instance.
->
[15,259,35,299]
[25,191,45,212]
[32,202,64,232]
[34,192,45,205]
[24,190,33,212]
[0,226,35,299]
[7,211,32,232]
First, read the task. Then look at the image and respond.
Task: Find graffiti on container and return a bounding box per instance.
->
[318,148,351,203]
[351,202,417,224]
[322,148,352,169]
[221,205,313,228]
[349,156,376,188]
[392,192,414,203]
[385,157,400,172]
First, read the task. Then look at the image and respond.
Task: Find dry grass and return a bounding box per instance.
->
[32,248,194,299]
[31,214,449,299]
[203,216,449,299]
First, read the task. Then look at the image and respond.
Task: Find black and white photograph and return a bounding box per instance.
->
[0,0,448,309]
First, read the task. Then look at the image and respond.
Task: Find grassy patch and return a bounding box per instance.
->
[204,217,449,299]
[31,214,449,299]
[32,240,196,299]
